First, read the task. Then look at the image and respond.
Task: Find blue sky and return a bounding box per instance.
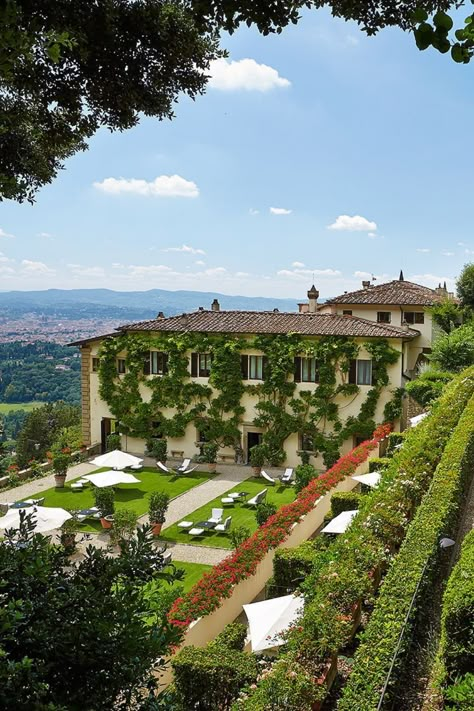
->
[1,7,473,298]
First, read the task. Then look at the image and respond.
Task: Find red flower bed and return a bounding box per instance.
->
[168,424,391,629]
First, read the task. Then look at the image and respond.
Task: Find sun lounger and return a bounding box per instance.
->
[247,489,267,507]
[215,516,232,533]
[261,470,276,485]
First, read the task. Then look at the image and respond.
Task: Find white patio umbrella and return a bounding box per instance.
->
[409,412,428,427]
[352,472,381,488]
[0,506,72,534]
[243,594,304,653]
[83,471,140,488]
[91,449,143,470]
[321,509,358,534]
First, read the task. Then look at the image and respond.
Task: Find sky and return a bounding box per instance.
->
[1,7,474,299]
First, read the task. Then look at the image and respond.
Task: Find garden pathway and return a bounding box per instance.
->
[0,460,98,504]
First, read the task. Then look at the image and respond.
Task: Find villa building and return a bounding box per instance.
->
[73,275,446,469]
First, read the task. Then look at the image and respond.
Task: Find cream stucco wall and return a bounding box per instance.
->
[83,336,403,466]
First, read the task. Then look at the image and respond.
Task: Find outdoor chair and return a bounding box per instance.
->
[25,497,45,506]
[247,489,267,507]
[177,520,193,530]
[162,551,172,566]
[261,470,276,485]
[71,482,85,491]
[128,463,143,472]
[280,468,294,484]
[157,461,171,473]
[215,516,232,533]
[175,465,198,475]
[176,458,191,472]
[207,508,223,525]
[188,526,205,537]
[221,496,235,505]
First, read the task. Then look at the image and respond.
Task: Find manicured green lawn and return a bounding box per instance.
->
[35,468,214,532]
[168,561,212,592]
[0,401,43,413]
[159,477,296,549]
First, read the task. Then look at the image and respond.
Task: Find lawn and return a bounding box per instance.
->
[167,561,212,592]
[36,468,215,532]
[0,401,44,413]
[159,477,297,549]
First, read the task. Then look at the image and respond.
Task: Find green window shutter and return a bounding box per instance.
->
[241,355,248,379]
[191,353,198,377]
[162,353,169,375]
[143,353,150,375]
[294,357,301,382]
[348,359,357,384]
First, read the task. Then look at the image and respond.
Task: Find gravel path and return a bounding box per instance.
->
[160,542,230,565]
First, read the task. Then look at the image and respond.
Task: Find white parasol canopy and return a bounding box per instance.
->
[409,412,428,427]
[243,594,304,653]
[91,450,143,470]
[321,509,358,534]
[352,472,381,488]
[83,471,140,488]
[0,506,72,534]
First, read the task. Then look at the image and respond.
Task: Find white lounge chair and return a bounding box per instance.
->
[280,468,294,484]
[261,470,276,485]
[247,489,267,507]
[221,496,235,505]
[71,482,84,491]
[25,497,45,506]
[188,526,205,537]
[157,461,171,473]
[177,520,193,530]
[162,551,172,566]
[207,508,223,525]
[178,466,198,475]
[175,458,191,472]
[215,516,232,533]
[128,463,143,471]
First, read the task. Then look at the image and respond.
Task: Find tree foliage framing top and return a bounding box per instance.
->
[0,1,466,204]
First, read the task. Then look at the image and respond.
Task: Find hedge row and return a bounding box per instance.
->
[439,528,474,683]
[339,381,474,709]
[237,367,474,710]
[168,424,390,628]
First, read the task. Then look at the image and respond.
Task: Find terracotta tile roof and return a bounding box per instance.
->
[325,280,441,306]
[119,310,418,339]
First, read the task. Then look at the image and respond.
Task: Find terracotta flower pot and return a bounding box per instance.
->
[207,463,217,473]
[54,474,66,488]
[151,522,163,536]
[100,515,114,530]
[253,466,262,475]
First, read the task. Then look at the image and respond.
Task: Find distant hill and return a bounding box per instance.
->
[0,288,301,320]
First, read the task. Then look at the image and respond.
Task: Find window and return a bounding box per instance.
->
[342,310,352,316]
[151,421,164,438]
[300,433,314,451]
[403,311,425,325]
[377,311,391,324]
[117,358,126,374]
[191,353,212,377]
[349,359,373,386]
[241,355,267,380]
[92,357,100,372]
[143,351,168,375]
[294,357,319,383]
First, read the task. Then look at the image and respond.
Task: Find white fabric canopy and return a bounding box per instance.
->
[409,412,428,427]
[243,594,304,653]
[83,471,140,488]
[352,472,381,488]
[0,506,72,534]
[321,509,358,534]
[91,450,143,470]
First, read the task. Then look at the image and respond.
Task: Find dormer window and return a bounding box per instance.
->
[403,311,424,325]
[377,311,391,324]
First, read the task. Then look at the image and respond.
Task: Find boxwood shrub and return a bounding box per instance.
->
[339,381,474,710]
[270,540,321,595]
[368,456,391,473]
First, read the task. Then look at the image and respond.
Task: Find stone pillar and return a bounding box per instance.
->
[80,345,92,446]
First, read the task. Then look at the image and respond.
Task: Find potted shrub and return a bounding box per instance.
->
[93,487,115,529]
[149,491,170,535]
[52,452,71,488]
[249,444,266,475]
[60,516,81,552]
[202,442,218,473]
[151,439,168,464]
[109,509,138,546]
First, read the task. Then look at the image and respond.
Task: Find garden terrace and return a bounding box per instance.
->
[30,467,215,533]
[159,477,297,549]
[236,367,474,710]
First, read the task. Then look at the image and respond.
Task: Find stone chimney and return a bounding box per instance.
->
[307,285,319,313]
[156,311,165,319]
[362,280,371,289]
[211,298,220,312]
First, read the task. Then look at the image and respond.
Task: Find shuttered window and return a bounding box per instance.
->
[294,357,318,383]
[117,359,126,374]
[349,359,373,386]
[144,351,168,375]
[241,355,267,380]
[191,353,212,377]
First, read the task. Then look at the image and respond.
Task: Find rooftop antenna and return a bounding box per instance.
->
[371,274,377,282]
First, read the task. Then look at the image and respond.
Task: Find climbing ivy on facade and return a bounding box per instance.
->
[97,332,400,466]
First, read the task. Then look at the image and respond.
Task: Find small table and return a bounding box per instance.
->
[195,521,217,530]
[10,501,34,509]
[77,508,100,518]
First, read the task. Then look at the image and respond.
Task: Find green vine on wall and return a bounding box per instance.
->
[97,333,400,465]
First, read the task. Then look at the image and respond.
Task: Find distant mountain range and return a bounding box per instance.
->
[0,288,302,320]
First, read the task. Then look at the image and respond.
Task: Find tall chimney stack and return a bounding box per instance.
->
[307,285,319,313]
[211,298,220,312]
[362,280,371,289]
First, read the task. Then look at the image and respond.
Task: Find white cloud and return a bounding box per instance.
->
[409,273,456,290]
[368,232,378,239]
[416,248,431,253]
[441,251,454,257]
[0,252,13,264]
[208,58,290,92]
[93,175,199,198]
[277,267,341,279]
[236,271,250,277]
[354,271,372,279]
[68,264,106,278]
[270,207,292,215]
[328,215,377,232]
[21,260,55,275]
[249,208,259,216]
[292,261,305,268]
[163,244,206,255]
[128,264,174,277]
[0,228,15,239]
[457,242,465,246]
[37,232,54,239]
[195,260,206,266]
[204,267,227,276]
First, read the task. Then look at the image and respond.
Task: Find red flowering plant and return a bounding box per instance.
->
[168,424,391,629]
[7,463,19,474]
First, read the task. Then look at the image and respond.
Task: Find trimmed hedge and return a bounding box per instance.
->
[239,367,474,710]
[330,491,363,517]
[339,380,474,710]
[440,528,474,680]
[270,540,322,595]
[368,457,391,473]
